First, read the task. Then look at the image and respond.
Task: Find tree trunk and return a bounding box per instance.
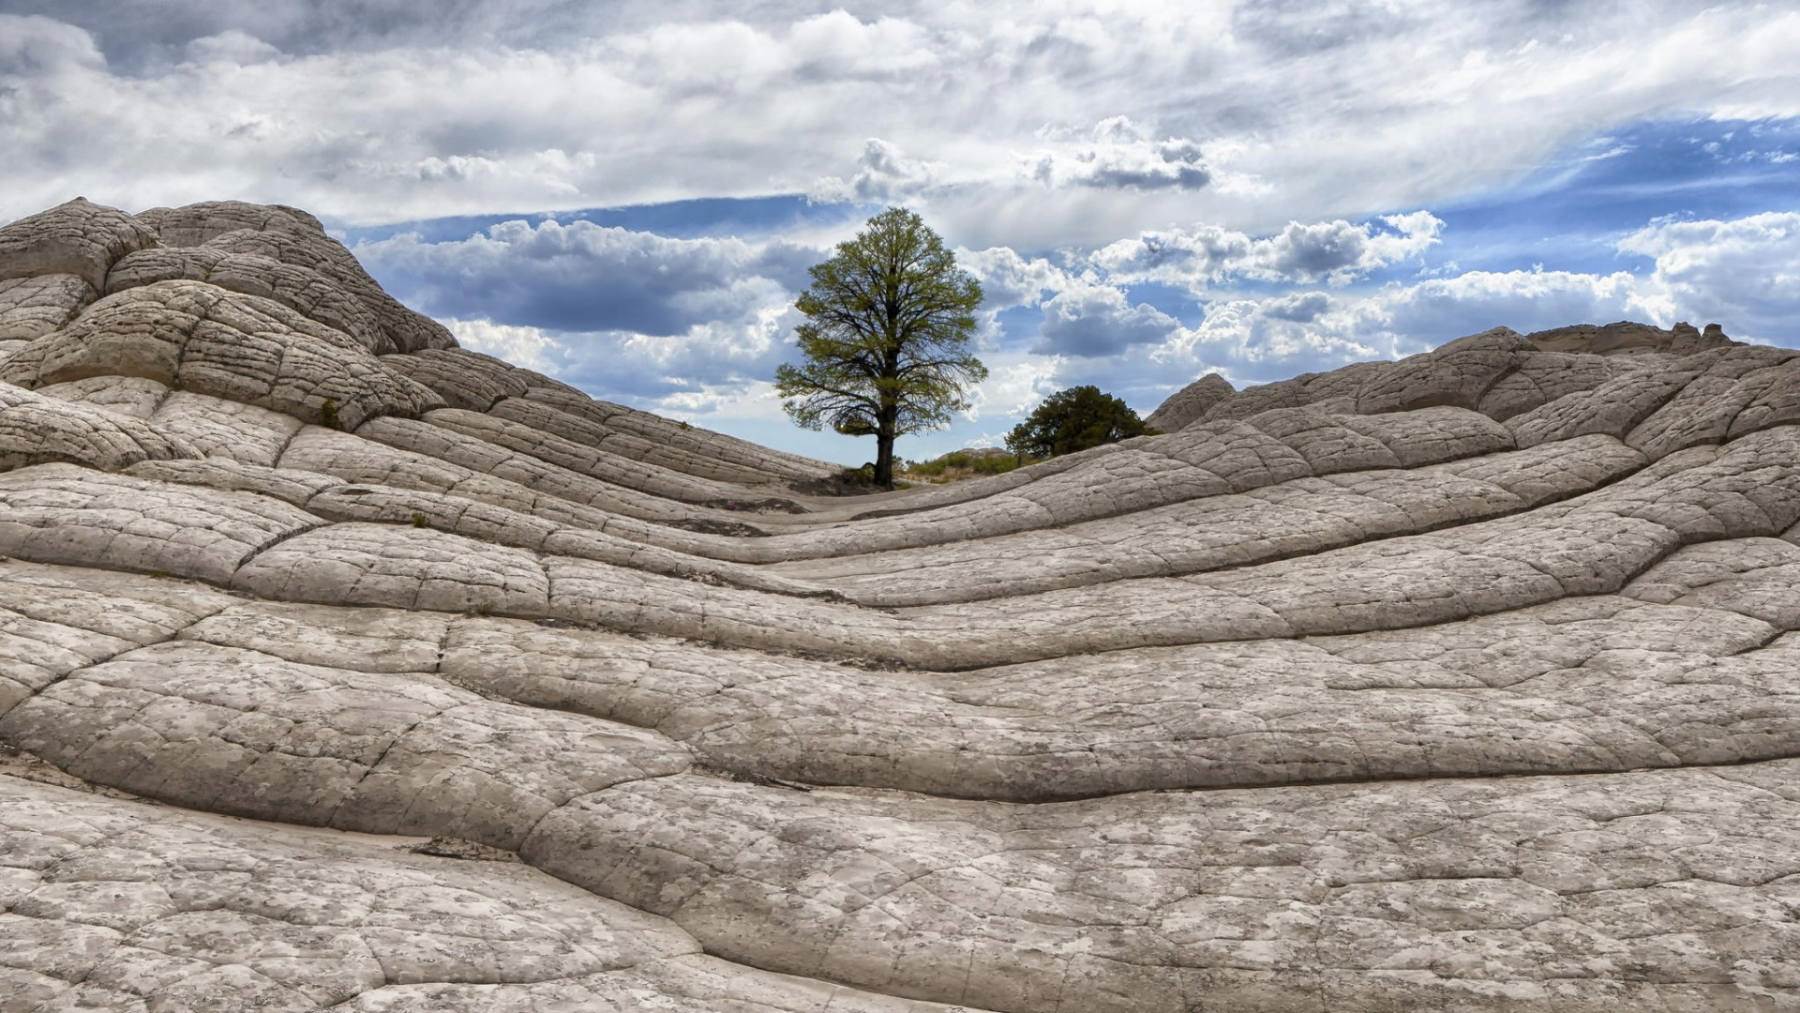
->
[874,417,896,488]
[876,348,900,488]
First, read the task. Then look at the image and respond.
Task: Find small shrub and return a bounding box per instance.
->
[410,512,428,528]
[899,448,1027,483]
[319,397,341,430]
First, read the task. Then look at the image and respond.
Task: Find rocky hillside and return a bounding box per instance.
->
[3,198,1800,1011]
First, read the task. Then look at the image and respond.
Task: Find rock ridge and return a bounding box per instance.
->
[2,197,1798,1012]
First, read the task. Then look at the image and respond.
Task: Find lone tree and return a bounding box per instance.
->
[1005,385,1153,459]
[775,207,985,488]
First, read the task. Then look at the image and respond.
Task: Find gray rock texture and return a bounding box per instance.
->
[1144,370,1233,432]
[2,197,1799,1012]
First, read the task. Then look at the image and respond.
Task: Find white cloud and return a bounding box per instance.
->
[183,29,281,65]
[442,317,566,373]
[1261,291,1331,322]
[1365,268,1656,351]
[0,14,104,72]
[8,3,1796,464]
[1130,265,1657,389]
[1093,211,1444,288]
[808,138,943,203]
[1617,211,1800,342]
[353,219,814,337]
[1036,277,1181,357]
[354,218,821,401]
[1108,209,1800,395]
[657,379,792,425]
[363,203,1798,462]
[1023,116,1211,191]
[955,246,1072,309]
[4,3,1797,237]
[964,352,1068,421]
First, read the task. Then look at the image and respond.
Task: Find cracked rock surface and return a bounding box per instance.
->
[1,197,1798,1012]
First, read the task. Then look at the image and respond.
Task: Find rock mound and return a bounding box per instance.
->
[1149,320,1747,431]
[1524,318,1734,356]
[3,198,1800,1011]
[1143,370,1233,432]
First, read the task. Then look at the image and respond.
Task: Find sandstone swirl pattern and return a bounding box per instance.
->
[1,198,1798,1012]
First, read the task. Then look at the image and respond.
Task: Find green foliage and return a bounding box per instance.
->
[410,512,429,528]
[319,397,340,430]
[1005,385,1153,459]
[774,207,986,487]
[901,449,1026,482]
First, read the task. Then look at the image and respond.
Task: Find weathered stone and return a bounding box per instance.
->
[0,280,445,428]
[137,199,459,353]
[0,273,94,341]
[0,197,157,292]
[0,381,198,471]
[1,197,1798,1012]
[1144,371,1233,431]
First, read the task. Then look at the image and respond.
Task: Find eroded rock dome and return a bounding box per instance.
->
[3,198,1799,1011]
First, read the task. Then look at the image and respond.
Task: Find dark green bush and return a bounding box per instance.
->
[1005,385,1152,459]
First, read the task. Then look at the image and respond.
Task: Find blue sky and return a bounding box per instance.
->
[3,2,1799,463]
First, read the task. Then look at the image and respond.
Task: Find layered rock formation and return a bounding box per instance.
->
[2,198,1799,1012]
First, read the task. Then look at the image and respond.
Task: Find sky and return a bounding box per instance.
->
[3,2,1799,464]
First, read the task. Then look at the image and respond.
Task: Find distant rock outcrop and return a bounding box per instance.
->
[1523,318,1734,355]
[1143,370,1233,431]
[1148,319,1749,430]
[3,198,1800,1012]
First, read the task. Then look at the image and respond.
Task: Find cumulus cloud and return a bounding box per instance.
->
[1617,211,1800,342]
[0,14,105,72]
[963,351,1068,422]
[353,219,815,336]
[351,200,1799,462]
[1366,269,1654,350]
[1130,265,1659,390]
[3,3,1797,235]
[353,219,821,403]
[1093,211,1444,288]
[1036,279,1181,357]
[808,138,943,203]
[183,29,282,65]
[1024,116,1211,191]
[1261,291,1331,322]
[442,317,567,373]
[955,245,1072,309]
[1116,208,1800,397]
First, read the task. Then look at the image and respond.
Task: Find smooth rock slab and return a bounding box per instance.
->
[523,764,1800,1012]
[0,777,973,1012]
[1,639,691,846]
[0,463,318,584]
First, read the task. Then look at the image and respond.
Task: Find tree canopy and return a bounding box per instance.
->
[774,207,985,488]
[1005,385,1153,459]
